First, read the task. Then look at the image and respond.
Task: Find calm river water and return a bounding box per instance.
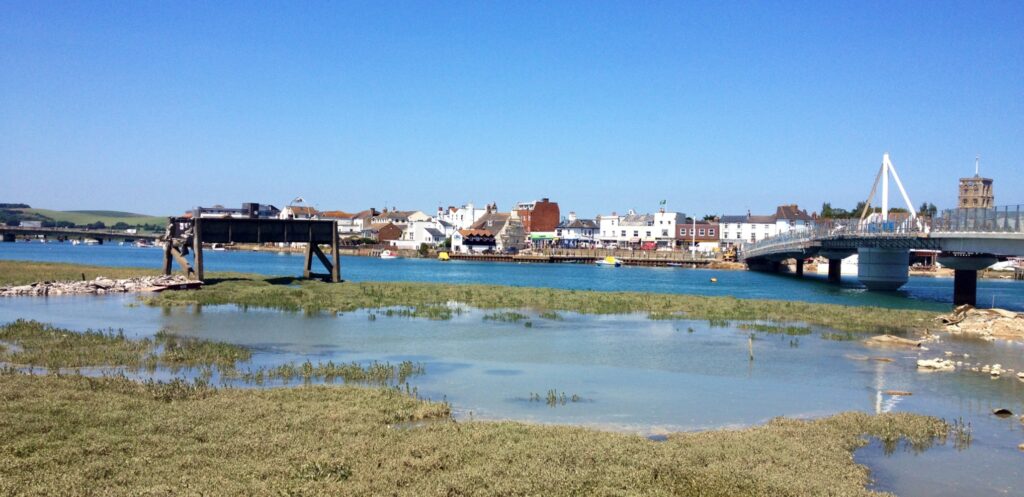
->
[2,242,1024,496]
[3,242,1024,310]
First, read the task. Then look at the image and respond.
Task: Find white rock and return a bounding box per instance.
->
[917,358,956,372]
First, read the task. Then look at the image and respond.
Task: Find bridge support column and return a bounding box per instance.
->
[937,253,998,308]
[953,270,978,307]
[2,233,14,242]
[827,259,842,283]
[795,259,804,276]
[857,248,909,291]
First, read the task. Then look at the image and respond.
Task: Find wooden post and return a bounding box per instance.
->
[303,243,314,279]
[331,222,340,282]
[162,241,173,275]
[193,217,204,281]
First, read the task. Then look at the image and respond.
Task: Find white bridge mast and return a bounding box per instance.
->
[859,153,918,223]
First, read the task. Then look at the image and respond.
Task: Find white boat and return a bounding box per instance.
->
[83,239,99,246]
[211,243,227,251]
[71,239,81,246]
[595,256,622,267]
[380,250,399,259]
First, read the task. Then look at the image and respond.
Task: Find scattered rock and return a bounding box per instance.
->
[1,275,198,297]
[1019,443,1024,452]
[917,358,956,371]
[938,305,1024,343]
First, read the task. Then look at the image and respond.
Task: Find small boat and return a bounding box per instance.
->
[211,243,226,251]
[71,239,81,246]
[135,240,153,248]
[380,250,399,259]
[595,256,622,267]
[437,251,450,261]
[83,239,99,245]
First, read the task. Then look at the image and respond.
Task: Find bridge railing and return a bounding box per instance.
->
[932,205,1023,233]
[739,219,929,260]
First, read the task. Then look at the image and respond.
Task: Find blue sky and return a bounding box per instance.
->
[2,1,1022,217]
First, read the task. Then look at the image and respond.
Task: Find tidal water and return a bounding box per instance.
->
[1,294,1023,496]
[3,241,1024,311]
[3,242,1024,495]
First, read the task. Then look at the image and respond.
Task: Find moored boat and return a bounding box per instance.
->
[380,250,399,259]
[595,256,621,267]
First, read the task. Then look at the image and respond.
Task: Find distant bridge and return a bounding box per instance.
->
[0,226,161,243]
[740,203,1024,306]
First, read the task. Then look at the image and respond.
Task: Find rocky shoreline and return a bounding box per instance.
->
[0,275,198,296]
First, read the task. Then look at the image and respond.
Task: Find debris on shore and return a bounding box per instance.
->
[938,305,1024,342]
[1,275,199,296]
[864,334,925,348]
[917,358,956,371]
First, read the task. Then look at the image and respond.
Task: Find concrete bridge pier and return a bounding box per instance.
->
[857,248,909,291]
[937,253,998,306]
[820,250,855,284]
[2,233,14,242]
[795,258,804,276]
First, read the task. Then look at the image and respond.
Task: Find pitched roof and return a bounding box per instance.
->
[424,228,445,238]
[721,214,775,224]
[319,210,354,219]
[286,206,318,216]
[458,229,494,237]
[470,212,510,232]
[774,204,812,221]
[558,218,598,229]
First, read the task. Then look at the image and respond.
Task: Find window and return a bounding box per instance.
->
[698,229,705,236]
[661,229,668,236]
[724,231,729,238]
[633,230,639,237]
[621,230,626,237]
[709,229,715,236]
[645,231,651,237]
[679,228,686,236]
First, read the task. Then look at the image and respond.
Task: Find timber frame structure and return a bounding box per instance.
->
[161,214,341,282]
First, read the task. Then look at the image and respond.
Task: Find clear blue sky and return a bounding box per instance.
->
[2,1,1022,218]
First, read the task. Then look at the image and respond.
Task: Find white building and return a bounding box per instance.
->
[438,203,489,230]
[719,205,813,248]
[597,210,663,248]
[653,210,683,248]
[391,220,448,250]
[555,212,598,248]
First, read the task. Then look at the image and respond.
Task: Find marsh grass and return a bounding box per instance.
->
[483,311,529,322]
[0,319,150,369]
[0,320,250,372]
[739,323,814,336]
[150,278,937,335]
[0,260,251,286]
[229,360,425,386]
[0,369,952,496]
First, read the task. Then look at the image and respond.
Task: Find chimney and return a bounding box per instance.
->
[568,211,577,222]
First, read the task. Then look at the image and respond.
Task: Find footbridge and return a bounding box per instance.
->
[740,206,1024,306]
[0,226,161,243]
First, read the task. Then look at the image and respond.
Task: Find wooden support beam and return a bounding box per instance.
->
[303,242,314,279]
[193,217,204,281]
[312,244,333,274]
[331,222,340,282]
[170,245,195,278]
[162,242,173,275]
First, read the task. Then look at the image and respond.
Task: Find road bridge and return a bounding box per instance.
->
[0,226,161,243]
[740,205,1024,306]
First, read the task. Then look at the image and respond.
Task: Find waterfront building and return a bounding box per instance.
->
[438,203,489,230]
[597,210,657,248]
[392,219,448,249]
[369,208,430,226]
[188,203,281,219]
[452,229,496,253]
[719,204,812,248]
[653,209,683,248]
[363,222,403,243]
[514,198,560,234]
[470,209,525,251]
[280,205,318,220]
[677,219,720,252]
[555,212,598,248]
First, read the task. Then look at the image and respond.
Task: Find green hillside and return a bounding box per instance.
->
[16,209,167,228]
